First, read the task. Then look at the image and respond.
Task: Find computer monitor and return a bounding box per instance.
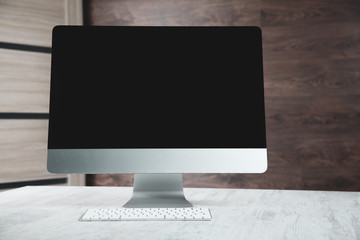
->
[47,26,267,208]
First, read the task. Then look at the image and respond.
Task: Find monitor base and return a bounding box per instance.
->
[123,173,193,208]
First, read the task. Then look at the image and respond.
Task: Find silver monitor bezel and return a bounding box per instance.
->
[48,148,267,174]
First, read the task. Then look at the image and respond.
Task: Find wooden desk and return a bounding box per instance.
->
[0,186,359,239]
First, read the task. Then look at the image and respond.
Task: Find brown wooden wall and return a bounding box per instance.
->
[83,0,360,191]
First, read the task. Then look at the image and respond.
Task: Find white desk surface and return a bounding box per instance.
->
[0,186,359,240]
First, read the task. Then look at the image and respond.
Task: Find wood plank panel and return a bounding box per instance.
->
[261,23,360,62]
[84,0,260,26]
[0,0,65,47]
[0,49,50,113]
[264,58,360,97]
[261,0,360,27]
[65,0,83,25]
[264,95,360,190]
[0,120,66,183]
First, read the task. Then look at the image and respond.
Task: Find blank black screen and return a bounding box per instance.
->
[48,26,266,149]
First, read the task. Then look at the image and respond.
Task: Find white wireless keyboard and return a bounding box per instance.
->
[80,207,212,221]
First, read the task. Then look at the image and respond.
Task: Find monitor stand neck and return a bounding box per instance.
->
[123,173,193,208]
